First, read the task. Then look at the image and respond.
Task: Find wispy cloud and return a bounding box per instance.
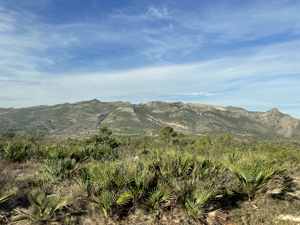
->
[2,0,298,74]
[110,6,174,21]
[179,1,300,43]
[132,92,215,98]
[0,96,30,101]
[0,79,41,87]
[142,6,174,20]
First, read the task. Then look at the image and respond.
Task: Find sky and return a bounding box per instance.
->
[0,0,300,118]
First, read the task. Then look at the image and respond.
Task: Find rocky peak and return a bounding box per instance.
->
[268,108,280,114]
[259,108,282,117]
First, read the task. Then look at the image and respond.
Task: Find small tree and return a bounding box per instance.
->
[99,126,112,136]
[158,125,177,142]
[1,132,16,139]
[195,135,212,147]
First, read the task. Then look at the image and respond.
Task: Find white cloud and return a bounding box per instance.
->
[131,92,215,98]
[13,39,295,107]
[0,96,30,101]
[179,1,300,43]
[110,6,174,21]
[3,0,298,74]
[144,6,174,20]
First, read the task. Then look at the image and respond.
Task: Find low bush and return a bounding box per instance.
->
[2,141,30,162]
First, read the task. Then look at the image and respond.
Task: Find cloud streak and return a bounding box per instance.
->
[132,92,215,98]
[178,0,300,43]
[110,5,174,21]
[0,97,30,102]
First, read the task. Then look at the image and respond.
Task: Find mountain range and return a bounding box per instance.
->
[0,99,300,140]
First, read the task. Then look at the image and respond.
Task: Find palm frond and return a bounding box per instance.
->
[193,186,216,207]
[0,193,13,204]
[116,191,132,205]
[94,190,118,218]
[27,191,42,207]
[52,195,67,212]
[160,184,175,202]
[142,184,175,211]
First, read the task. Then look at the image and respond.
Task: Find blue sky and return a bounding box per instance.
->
[1,0,300,118]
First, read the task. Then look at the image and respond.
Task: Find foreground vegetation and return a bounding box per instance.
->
[0,126,300,224]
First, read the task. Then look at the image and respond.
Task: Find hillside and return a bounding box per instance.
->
[0,99,300,140]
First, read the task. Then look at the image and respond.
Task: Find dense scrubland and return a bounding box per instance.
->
[1,126,300,224]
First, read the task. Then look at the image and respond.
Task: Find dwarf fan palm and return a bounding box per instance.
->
[142,183,175,211]
[4,142,28,162]
[127,172,146,200]
[76,166,93,196]
[178,182,217,218]
[93,190,132,218]
[90,163,112,191]
[226,152,287,199]
[111,164,128,190]
[14,190,66,223]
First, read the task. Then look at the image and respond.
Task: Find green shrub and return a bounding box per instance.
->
[13,190,66,223]
[43,158,77,181]
[3,141,30,162]
[225,152,289,200]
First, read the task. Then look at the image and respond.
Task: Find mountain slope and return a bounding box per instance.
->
[0,99,299,140]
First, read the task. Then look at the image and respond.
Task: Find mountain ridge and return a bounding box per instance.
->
[0,99,299,140]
